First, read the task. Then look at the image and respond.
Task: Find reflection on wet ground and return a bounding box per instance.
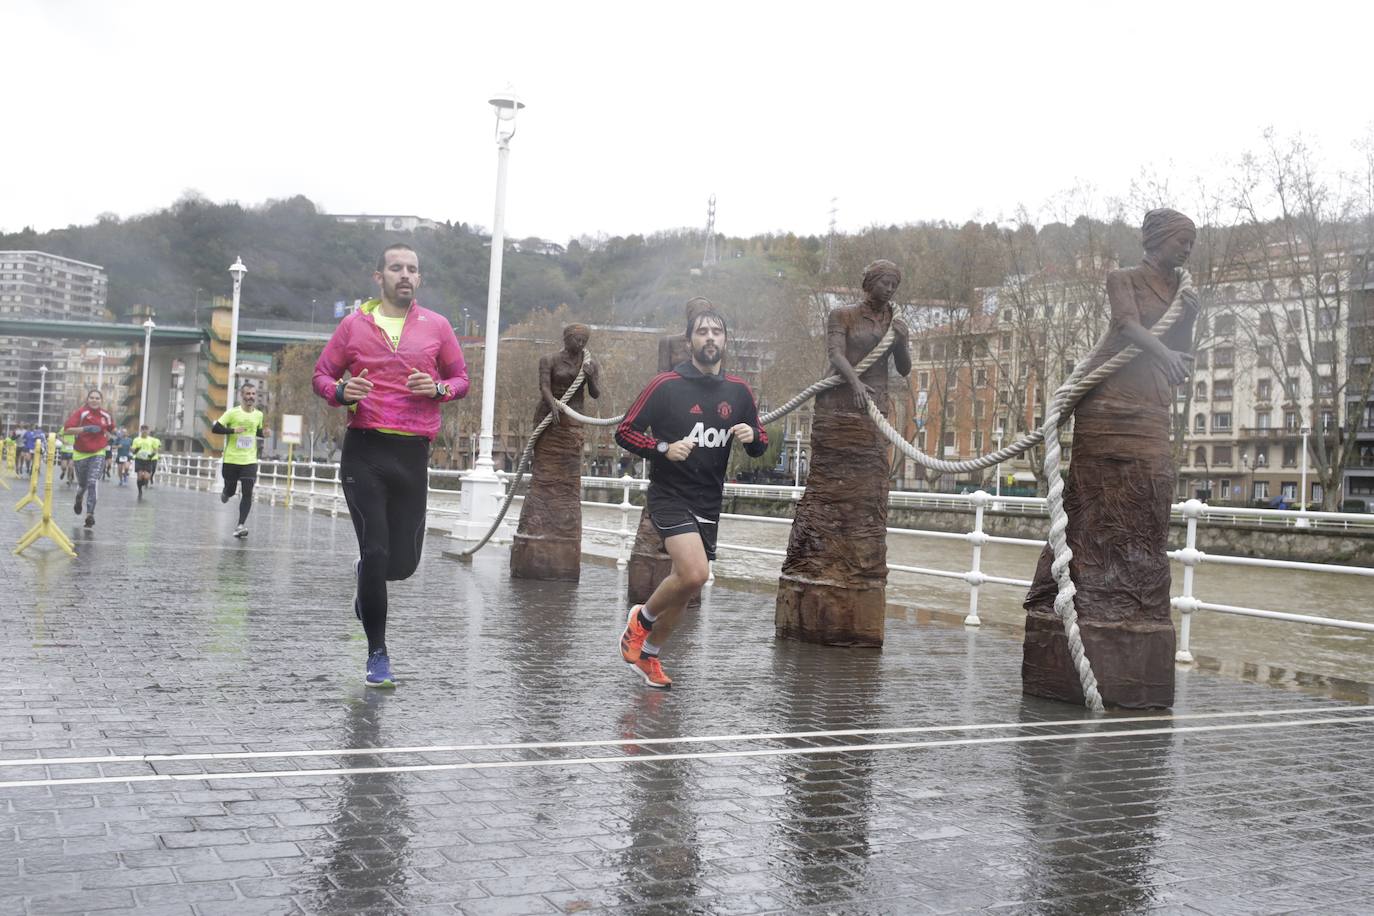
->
[2,489,1372,914]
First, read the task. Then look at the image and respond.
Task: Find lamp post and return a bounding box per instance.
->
[456,87,524,541]
[37,365,48,427]
[474,86,524,479]
[1297,424,1311,526]
[794,427,803,488]
[226,257,247,406]
[95,349,106,396]
[139,319,156,428]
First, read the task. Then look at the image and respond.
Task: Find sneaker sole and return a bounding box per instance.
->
[630,665,671,690]
[234,530,248,538]
[364,677,397,688]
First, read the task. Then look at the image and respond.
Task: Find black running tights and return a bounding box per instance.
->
[340,428,430,654]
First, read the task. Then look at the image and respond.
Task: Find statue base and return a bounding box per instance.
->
[626,508,699,608]
[1022,610,1175,709]
[510,533,581,581]
[774,575,885,647]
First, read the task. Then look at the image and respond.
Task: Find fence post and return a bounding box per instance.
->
[617,473,633,568]
[963,490,989,627]
[1173,498,1204,664]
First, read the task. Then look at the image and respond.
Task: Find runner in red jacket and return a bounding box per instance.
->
[61,389,117,528]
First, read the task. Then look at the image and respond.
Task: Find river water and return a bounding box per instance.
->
[581,505,1373,691]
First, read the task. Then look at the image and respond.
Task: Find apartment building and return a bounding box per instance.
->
[0,251,109,429]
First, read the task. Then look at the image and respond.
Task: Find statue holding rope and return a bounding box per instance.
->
[776,259,911,646]
[1022,209,1200,708]
[511,324,601,580]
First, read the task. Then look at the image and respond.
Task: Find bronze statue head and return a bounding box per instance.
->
[861,260,902,304]
[562,323,591,353]
[1141,209,1196,270]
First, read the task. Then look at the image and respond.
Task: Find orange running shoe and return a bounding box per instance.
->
[619,605,648,664]
[630,654,672,689]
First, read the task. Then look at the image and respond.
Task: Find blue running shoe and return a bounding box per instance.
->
[352,558,361,621]
[365,651,396,688]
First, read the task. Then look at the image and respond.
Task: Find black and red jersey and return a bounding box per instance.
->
[616,361,769,515]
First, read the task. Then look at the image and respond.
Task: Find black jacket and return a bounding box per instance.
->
[616,362,769,514]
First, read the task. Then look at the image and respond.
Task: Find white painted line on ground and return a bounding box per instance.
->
[0,703,1367,769]
[1,713,1371,789]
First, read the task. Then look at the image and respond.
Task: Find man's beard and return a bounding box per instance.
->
[693,343,722,365]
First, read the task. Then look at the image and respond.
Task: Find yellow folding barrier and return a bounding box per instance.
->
[15,438,42,511]
[0,440,11,490]
[14,434,77,557]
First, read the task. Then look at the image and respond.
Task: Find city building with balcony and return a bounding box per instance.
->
[0,250,109,429]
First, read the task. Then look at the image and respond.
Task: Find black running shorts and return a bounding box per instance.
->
[647,489,719,561]
[221,462,258,483]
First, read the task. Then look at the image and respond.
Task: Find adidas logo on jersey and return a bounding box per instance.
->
[686,421,732,448]
[689,404,703,414]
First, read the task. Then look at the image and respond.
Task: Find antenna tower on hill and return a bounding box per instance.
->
[702,194,718,268]
[822,197,838,274]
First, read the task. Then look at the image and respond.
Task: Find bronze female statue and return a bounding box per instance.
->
[1022,208,1199,708]
[511,323,601,580]
[776,260,911,646]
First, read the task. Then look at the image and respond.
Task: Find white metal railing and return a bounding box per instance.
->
[158,455,1374,664]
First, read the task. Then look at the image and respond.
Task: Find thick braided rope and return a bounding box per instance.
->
[552,325,899,428]
[456,353,590,558]
[869,269,1193,710]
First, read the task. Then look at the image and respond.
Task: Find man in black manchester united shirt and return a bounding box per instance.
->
[614,305,769,688]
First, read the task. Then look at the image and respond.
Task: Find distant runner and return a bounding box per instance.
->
[60,389,117,528]
[313,243,469,688]
[114,429,133,486]
[19,427,41,476]
[614,304,768,688]
[58,431,76,485]
[212,382,266,538]
[131,425,162,496]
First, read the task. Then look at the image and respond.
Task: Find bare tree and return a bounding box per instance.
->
[1229,130,1373,509]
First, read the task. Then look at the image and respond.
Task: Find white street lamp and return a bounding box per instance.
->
[96,349,107,395]
[794,428,803,488]
[37,365,48,427]
[227,257,247,406]
[139,319,156,428]
[1297,424,1311,526]
[474,86,525,479]
[457,86,525,541]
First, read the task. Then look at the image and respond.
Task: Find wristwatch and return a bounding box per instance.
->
[432,382,449,400]
[656,441,669,455]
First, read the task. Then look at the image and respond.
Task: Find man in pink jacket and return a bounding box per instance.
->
[314,243,469,687]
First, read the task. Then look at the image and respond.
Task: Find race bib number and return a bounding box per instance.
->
[236,435,255,450]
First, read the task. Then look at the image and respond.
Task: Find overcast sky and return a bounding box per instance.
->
[6,0,1371,242]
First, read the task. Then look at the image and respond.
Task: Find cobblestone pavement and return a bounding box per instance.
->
[2,484,1373,915]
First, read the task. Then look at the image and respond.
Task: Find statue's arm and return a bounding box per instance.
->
[1107,271,1192,386]
[538,356,560,414]
[585,359,601,400]
[826,310,869,407]
[891,317,912,377]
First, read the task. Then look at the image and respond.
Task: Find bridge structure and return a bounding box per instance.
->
[0,302,334,452]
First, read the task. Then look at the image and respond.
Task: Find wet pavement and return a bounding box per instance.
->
[3,485,1374,915]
